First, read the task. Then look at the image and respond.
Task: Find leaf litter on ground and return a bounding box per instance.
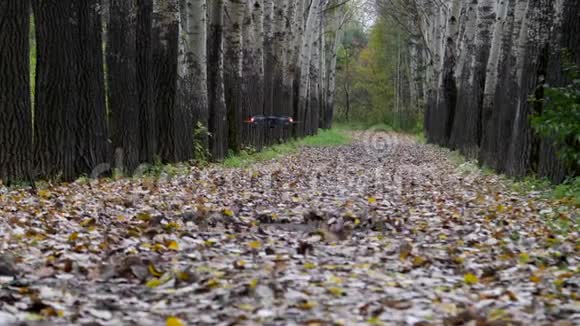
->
[0,132,578,325]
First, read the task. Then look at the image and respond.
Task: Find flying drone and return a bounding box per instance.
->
[244,115,298,128]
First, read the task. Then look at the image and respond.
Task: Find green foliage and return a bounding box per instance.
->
[530,55,580,168]
[193,121,210,163]
[335,16,422,132]
[553,177,580,205]
[223,129,352,168]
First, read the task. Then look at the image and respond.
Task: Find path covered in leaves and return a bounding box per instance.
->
[0,133,578,325]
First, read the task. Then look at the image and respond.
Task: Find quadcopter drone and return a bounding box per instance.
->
[244,115,298,128]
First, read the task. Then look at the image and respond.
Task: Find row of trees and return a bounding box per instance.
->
[0,0,347,182]
[378,0,579,181]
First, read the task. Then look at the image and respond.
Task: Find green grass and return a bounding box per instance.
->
[334,122,393,132]
[446,148,578,235]
[222,128,352,168]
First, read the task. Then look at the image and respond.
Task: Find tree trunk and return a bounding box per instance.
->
[224,0,245,153]
[34,0,108,181]
[153,0,179,162]
[262,0,275,144]
[208,0,228,160]
[190,0,209,153]
[307,3,323,135]
[324,6,345,130]
[176,0,194,161]
[282,0,298,137]
[271,0,289,142]
[108,0,140,173]
[137,0,156,163]
[297,0,321,137]
[0,0,32,182]
[242,0,265,149]
[291,0,306,138]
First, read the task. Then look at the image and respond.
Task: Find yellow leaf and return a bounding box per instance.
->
[235,260,246,268]
[148,264,163,277]
[146,278,162,288]
[328,275,343,284]
[248,240,262,250]
[153,243,166,252]
[327,287,344,297]
[205,278,221,289]
[176,271,191,282]
[464,273,479,285]
[166,316,185,326]
[354,218,361,226]
[237,303,255,312]
[518,252,530,264]
[164,222,180,232]
[167,240,180,251]
[368,197,377,204]
[297,301,317,310]
[68,232,79,242]
[204,239,216,247]
[137,212,151,221]
[223,209,234,217]
[80,218,95,227]
[530,274,542,283]
[412,256,428,267]
[249,279,259,289]
[38,189,52,199]
[303,262,316,270]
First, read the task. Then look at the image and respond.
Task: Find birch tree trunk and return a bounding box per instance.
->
[262,0,275,144]
[307,4,323,135]
[291,0,306,137]
[208,0,228,160]
[297,0,321,137]
[323,5,346,130]
[190,0,209,152]
[272,0,289,142]
[176,0,208,161]
[318,13,327,130]
[242,0,265,148]
[224,0,245,153]
[282,0,298,138]
[448,0,479,156]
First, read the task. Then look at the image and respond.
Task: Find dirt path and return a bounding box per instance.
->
[0,133,577,325]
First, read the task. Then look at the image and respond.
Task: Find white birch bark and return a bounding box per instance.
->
[297,0,322,136]
[223,0,245,151]
[178,0,208,149]
[241,0,264,147]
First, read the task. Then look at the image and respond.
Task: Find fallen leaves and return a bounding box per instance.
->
[464,273,479,285]
[0,133,577,325]
[166,316,185,326]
